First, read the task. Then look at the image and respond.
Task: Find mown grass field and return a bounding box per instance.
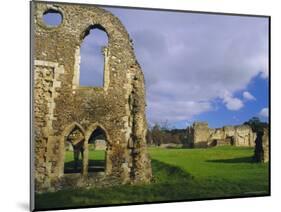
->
[36,146,269,210]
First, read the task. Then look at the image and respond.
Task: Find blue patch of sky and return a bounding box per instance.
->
[79,28,108,87]
[42,11,62,26]
[191,74,269,129]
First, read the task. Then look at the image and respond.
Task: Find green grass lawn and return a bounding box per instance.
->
[36,146,269,210]
[64,150,105,163]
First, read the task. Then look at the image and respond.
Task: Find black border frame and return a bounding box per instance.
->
[30,1,271,211]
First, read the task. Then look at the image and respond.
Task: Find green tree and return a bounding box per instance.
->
[243,117,268,133]
[151,123,164,146]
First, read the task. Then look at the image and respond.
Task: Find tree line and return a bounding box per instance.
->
[146,122,189,146]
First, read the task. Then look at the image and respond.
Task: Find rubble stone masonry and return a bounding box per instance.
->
[32,2,152,192]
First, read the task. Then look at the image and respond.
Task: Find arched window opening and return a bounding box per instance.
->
[79,26,108,87]
[64,126,85,174]
[209,139,218,147]
[226,136,235,146]
[42,9,63,27]
[88,127,107,173]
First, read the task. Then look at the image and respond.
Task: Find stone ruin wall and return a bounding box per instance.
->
[189,122,210,148]
[32,2,152,192]
[190,122,256,148]
[254,127,269,163]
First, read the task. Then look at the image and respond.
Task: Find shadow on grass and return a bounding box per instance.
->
[64,160,105,174]
[64,160,82,174]
[36,159,193,210]
[88,160,105,172]
[206,156,254,164]
[151,159,192,183]
[36,158,267,210]
[165,146,183,149]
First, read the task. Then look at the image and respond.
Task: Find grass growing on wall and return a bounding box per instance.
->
[36,147,269,210]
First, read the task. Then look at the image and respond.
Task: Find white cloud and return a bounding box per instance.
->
[259,107,269,118]
[224,98,244,111]
[148,100,213,123]
[222,91,244,111]
[243,91,256,101]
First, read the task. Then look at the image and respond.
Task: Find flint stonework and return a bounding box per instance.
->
[33,2,152,192]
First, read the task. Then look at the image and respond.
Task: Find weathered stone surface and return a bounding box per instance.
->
[190,122,210,148]
[189,122,256,148]
[32,2,152,192]
[254,127,269,163]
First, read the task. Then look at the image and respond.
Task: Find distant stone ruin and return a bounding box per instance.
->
[254,127,269,163]
[187,122,256,148]
[33,2,152,192]
[93,139,107,150]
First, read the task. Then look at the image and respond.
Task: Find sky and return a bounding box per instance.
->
[43,7,269,129]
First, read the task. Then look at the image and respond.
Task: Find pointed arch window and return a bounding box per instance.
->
[78,25,109,87]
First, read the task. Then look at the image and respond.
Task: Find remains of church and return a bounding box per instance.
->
[32,2,152,192]
[187,122,257,148]
[254,127,269,163]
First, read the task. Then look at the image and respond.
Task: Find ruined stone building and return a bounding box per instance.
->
[32,2,152,192]
[187,122,256,148]
[254,127,269,163]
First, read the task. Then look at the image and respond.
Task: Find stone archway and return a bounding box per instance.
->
[84,124,112,176]
[225,136,235,146]
[87,127,108,174]
[59,122,86,176]
[209,139,218,147]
